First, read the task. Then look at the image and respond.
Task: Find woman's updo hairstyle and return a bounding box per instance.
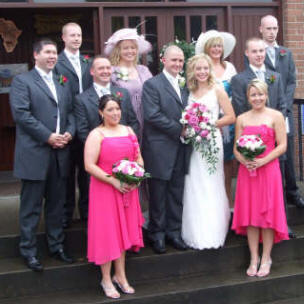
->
[98,94,121,124]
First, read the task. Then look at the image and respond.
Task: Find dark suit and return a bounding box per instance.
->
[9,68,75,257]
[264,47,299,200]
[142,72,191,241]
[74,85,140,143]
[55,52,92,221]
[231,67,286,117]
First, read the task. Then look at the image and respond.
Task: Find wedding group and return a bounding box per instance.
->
[9,14,304,299]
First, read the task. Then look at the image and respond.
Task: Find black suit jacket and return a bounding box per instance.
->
[74,85,140,143]
[9,69,75,180]
[142,72,191,180]
[231,67,286,117]
[55,51,92,97]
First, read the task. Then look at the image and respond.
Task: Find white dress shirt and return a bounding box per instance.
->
[35,66,60,133]
[250,64,266,82]
[64,49,83,93]
[163,69,182,100]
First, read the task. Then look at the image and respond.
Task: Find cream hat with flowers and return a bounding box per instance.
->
[104,28,152,56]
[195,30,236,59]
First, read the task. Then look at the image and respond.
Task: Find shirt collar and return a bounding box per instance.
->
[263,40,279,49]
[163,69,178,84]
[249,64,266,73]
[93,82,110,92]
[35,65,53,79]
[64,49,80,59]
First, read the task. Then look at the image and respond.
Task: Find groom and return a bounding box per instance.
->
[142,45,191,254]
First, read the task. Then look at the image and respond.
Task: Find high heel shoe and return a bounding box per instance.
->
[257,259,272,277]
[246,258,260,277]
[100,281,120,299]
[112,276,135,294]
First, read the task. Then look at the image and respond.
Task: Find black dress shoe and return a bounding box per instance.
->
[24,256,43,272]
[291,196,304,208]
[167,237,187,250]
[51,249,74,263]
[151,239,166,254]
[288,227,297,239]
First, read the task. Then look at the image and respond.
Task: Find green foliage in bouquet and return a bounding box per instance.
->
[236,145,266,161]
[159,39,195,77]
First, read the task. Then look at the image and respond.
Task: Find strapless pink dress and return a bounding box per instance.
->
[232,125,289,243]
[87,134,144,265]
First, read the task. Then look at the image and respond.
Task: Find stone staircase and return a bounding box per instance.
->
[0,174,304,303]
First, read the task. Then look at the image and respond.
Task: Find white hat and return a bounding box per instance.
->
[195,30,236,59]
[104,28,152,56]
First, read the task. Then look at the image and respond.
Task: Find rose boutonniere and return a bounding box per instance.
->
[279,49,287,57]
[115,67,129,81]
[114,91,123,101]
[59,75,67,85]
[267,74,276,84]
[177,74,186,88]
[82,55,90,63]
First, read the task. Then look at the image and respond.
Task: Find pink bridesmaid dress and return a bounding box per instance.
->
[232,124,289,243]
[87,130,144,265]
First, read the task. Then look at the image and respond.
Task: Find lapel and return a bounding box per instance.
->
[181,88,188,109]
[58,52,78,77]
[79,54,88,77]
[32,69,57,105]
[88,86,99,107]
[274,47,281,69]
[265,53,275,71]
[245,67,257,82]
[160,72,183,108]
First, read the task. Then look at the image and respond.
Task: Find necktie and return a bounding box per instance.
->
[267,47,276,67]
[70,55,83,93]
[171,78,181,100]
[100,87,110,96]
[256,70,264,81]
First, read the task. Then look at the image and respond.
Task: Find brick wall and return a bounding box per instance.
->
[283,0,304,180]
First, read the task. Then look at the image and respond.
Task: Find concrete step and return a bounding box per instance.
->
[1,224,304,300]
[0,260,303,304]
[264,296,304,304]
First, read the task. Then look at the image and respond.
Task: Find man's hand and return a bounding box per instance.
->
[47,133,69,149]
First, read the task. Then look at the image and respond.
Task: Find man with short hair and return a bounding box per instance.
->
[55,22,93,228]
[10,39,75,271]
[142,45,191,254]
[74,56,139,143]
[231,37,286,117]
[259,15,304,209]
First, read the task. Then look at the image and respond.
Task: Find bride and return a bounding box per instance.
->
[182,53,235,249]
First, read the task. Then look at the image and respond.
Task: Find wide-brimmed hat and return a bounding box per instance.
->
[195,30,236,59]
[104,28,152,56]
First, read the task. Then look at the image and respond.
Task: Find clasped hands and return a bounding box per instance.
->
[112,178,138,194]
[244,158,266,170]
[48,132,72,149]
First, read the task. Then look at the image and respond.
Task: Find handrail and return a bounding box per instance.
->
[294,99,303,181]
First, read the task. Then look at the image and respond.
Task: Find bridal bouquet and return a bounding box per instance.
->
[111,159,151,186]
[180,102,219,174]
[236,134,266,176]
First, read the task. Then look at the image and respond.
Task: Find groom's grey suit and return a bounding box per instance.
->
[10,68,75,257]
[142,72,191,241]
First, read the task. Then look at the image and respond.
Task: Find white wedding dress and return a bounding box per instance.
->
[182,89,230,250]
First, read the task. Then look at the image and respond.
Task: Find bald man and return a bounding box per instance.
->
[142,45,191,254]
[260,15,304,210]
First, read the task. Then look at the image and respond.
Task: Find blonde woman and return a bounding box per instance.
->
[104,28,152,143]
[232,79,289,277]
[195,30,237,210]
[181,54,235,250]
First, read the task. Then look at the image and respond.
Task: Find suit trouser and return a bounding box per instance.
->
[65,137,89,220]
[148,146,185,241]
[19,150,65,258]
[284,135,299,199]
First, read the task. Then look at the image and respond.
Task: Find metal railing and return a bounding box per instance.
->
[294,98,304,181]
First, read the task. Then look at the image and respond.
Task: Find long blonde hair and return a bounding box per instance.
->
[186,53,216,92]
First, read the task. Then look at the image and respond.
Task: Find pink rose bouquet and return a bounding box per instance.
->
[236,134,266,176]
[111,159,151,186]
[180,101,219,174]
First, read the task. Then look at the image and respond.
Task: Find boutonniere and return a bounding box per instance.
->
[114,91,123,101]
[82,55,90,63]
[115,67,129,81]
[59,74,67,85]
[177,74,186,88]
[266,74,276,84]
[279,49,287,57]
